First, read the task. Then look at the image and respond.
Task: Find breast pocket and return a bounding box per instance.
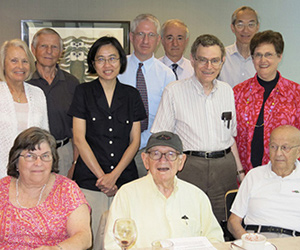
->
[87,111,105,136]
[116,112,132,137]
[220,111,233,142]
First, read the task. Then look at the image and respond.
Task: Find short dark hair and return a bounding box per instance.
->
[250,30,284,56]
[87,36,127,74]
[191,34,225,59]
[7,127,59,178]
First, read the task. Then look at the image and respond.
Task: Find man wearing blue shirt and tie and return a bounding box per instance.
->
[118,14,175,177]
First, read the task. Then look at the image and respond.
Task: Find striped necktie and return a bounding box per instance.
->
[171,63,179,80]
[136,63,148,132]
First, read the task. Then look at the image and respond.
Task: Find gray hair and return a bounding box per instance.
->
[191,34,225,59]
[0,39,35,81]
[31,28,63,51]
[161,19,189,39]
[231,6,259,25]
[131,14,160,35]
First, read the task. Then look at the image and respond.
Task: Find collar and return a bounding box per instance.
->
[131,53,154,74]
[266,160,300,179]
[162,55,185,68]
[31,64,65,82]
[249,72,286,98]
[191,75,218,95]
[228,43,252,61]
[147,173,179,198]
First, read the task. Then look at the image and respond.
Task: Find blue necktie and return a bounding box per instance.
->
[171,63,179,80]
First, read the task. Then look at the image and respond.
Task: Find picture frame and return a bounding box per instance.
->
[21,20,130,82]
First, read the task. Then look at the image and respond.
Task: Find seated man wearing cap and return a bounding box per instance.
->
[228,125,300,239]
[104,131,224,249]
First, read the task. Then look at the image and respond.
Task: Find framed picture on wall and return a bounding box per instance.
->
[21,20,130,83]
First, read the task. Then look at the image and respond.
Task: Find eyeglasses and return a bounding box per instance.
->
[94,57,120,65]
[164,35,186,43]
[234,22,258,30]
[147,150,180,161]
[269,144,300,153]
[252,52,278,60]
[194,57,222,67]
[134,32,158,40]
[20,153,53,162]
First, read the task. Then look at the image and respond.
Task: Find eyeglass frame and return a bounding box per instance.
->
[269,144,300,153]
[194,56,223,67]
[133,32,159,40]
[163,35,187,43]
[252,52,278,60]
[94,57,120,65]
[234,21,258,30]
[19,152,53,162]
[146,150,181,161]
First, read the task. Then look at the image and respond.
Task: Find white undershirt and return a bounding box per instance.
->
[14,102,29,134]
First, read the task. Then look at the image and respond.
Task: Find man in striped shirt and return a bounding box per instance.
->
[152,34,244,223]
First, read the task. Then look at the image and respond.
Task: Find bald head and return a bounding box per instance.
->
[270,125,300,145]
[269,125,300,177]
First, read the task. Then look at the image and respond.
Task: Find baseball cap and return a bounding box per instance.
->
[145,131,183,153]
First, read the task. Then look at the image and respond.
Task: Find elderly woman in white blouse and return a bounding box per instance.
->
[0,39,48,178]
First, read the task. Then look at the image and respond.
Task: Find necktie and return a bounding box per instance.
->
[136,63,149,132]
[171,63,179,80]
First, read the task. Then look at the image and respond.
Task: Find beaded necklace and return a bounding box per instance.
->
[16,178,47,208]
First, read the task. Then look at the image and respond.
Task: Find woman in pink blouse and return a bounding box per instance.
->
[0,127,91,250]
[234,30,300,174]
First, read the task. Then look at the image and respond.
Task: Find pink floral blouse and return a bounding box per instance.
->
[0,174,89,249]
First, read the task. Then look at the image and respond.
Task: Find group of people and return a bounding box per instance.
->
[1,4,300,250]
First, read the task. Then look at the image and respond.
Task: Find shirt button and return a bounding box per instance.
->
[92,117,96,121]
[110,165,114,169]
[126,120,129,124]
[111,153,114,157]
[109,128,113,132]
[109,140,113,144]
[108,116,112,120]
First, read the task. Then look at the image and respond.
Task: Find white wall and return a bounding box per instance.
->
[1,0,299,82]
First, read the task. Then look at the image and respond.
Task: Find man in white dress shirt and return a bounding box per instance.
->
[159,19,194,80]
[218,6,259,87]
[152,34,244,222]
[118,14,175,177]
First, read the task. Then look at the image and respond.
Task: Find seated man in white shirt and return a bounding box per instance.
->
[104,131,224,249]
[228,125,300,239]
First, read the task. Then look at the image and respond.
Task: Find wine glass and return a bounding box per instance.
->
[113,218,137,250]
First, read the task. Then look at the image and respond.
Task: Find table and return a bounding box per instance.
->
[212,236,300,250]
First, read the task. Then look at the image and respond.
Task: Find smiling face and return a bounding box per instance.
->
[191,45,224,85]
[4,46,30,85]
[161,23,188,62]
[31,33,62,69]
[93,44,121,83]
[253,43,282,81]
[130,20,160,61]
[18,142,53,185]
[231,9,259,46]
[142,146,186,185]
[269,126,300,177]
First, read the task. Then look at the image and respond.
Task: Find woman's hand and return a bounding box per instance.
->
[104,185,118,197]
[96,172,118,191]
